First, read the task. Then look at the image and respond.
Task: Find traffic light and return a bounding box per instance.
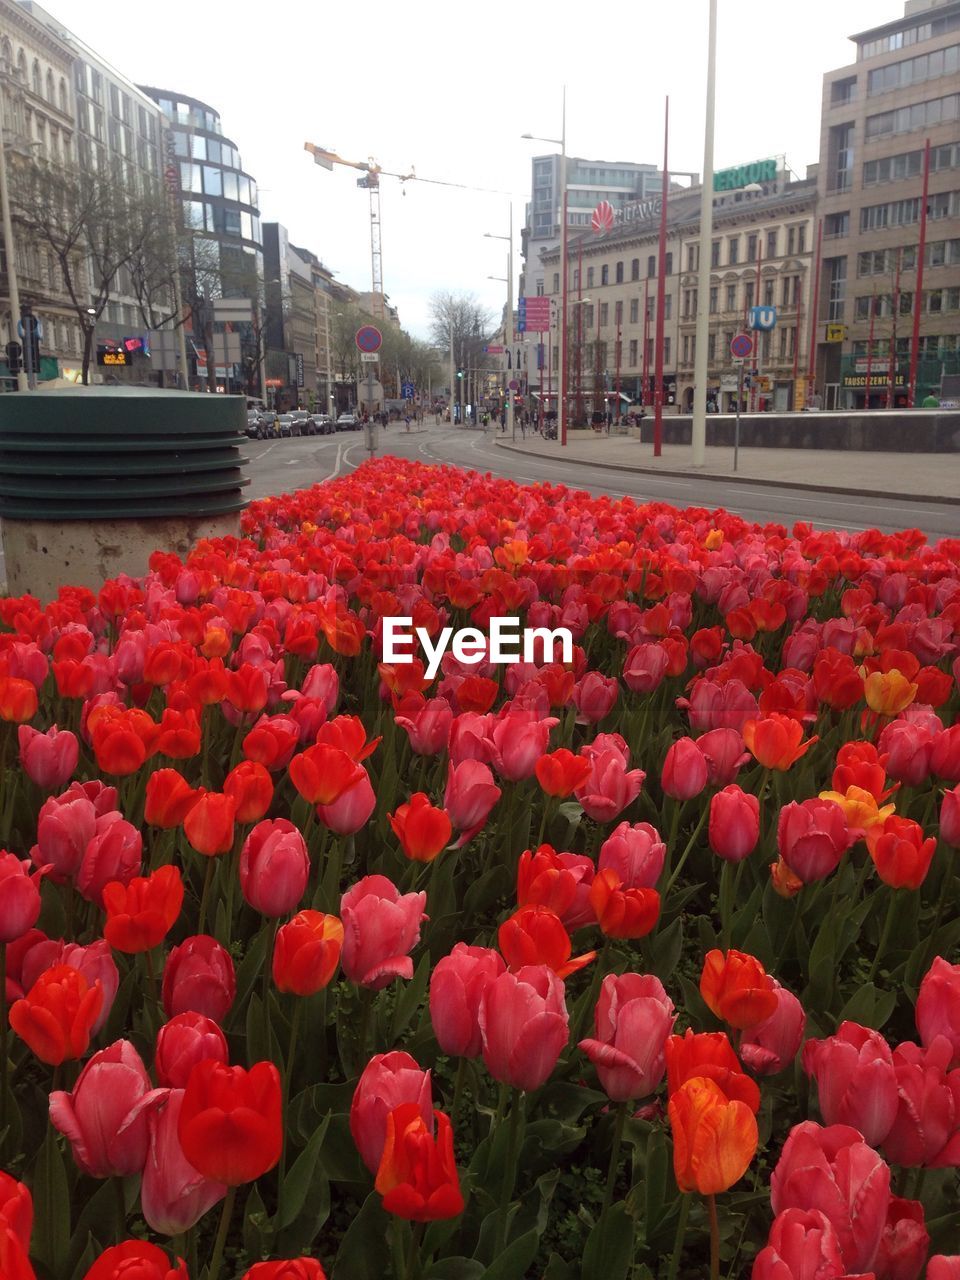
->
[5,341,22,376]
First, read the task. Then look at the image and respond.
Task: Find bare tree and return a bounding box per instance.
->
[8,159,172,384]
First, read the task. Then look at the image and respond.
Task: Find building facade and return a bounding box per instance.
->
[815,0,960,407]
[538,164,818,419]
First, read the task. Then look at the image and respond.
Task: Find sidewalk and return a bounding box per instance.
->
[493,430,960,503]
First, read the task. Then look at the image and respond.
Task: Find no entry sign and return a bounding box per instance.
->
[355,325,382,353]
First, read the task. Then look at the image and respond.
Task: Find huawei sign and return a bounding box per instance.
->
[591,200,615,233]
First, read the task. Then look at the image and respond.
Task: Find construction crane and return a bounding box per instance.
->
[305,142,515,322]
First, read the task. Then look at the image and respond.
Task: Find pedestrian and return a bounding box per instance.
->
[404,413,411,431]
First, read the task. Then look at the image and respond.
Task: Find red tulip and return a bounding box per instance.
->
[162,935,235,1022]
[316,770,376,835]
[394,696,453,755]
[242,1263,327,1280]
[574,748,644,823]
[882,1038,960,1168]
[917,956,960,1067]
[873,1197,929,1280]
[573,671,619,723]
[661,736,708,800]
[801,1022,898,1147]
[588,869,660,939]
[929,1258,960,1279]
[0,1227,35,1280]
[478,964,569,1091]
[9,963,103,1065]
[49,1039,152,1177]
[516,844,595,930]
[622,642,668,694]
[740,980,806,1077]
[139,1088,227,1235]
[597,821,665,888]
[0,1171,31,1252]
[534,748,593,798]
[429,943,505,1058]
[388,793,453,863]
[770,1122,891,1273]
[144,769,201,829]
[18,725,78,790]
[350,1050,432,1174]
[443,760,501,845]
[932,725,960,782]
[665,1029,761,1112]
[709,785,761,863]
[239,819,309,917]
[81,1240,187,1280]
[942,784,960,848]
[242,715,300,771]
[777,798,852,883]
[0,676,37,723]
[155,1011,229,1089]
[183,791,237,857]
[697,728,749,786]
[0,854,41,944]
[75,811,142,908]
[375,1104,464,1222]
[877,720,936,787]
[32,792,97,880]
[743,714,816,771]
[223,760,274,824]
[289,743,364,805]
[178,1059,282,1185]
[102,865,183,954]
[272,911,344,996]
[751,1208,851,1280]
[488,713,557,782]
[866,815,937,890]
[579,973,675,1101]
[340,875,426,990]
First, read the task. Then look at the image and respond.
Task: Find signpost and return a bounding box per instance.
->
[517,297,550,333]
[355,326,382,459]
[729,333,752,473]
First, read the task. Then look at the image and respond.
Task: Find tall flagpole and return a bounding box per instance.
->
[691,0,717,467]
[653,97,669,458]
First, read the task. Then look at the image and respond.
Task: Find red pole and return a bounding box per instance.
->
[576,240,583,423]
[653,96,669,457]
[539,338,544,433]
[595,296,602,416]
[560,188,569,446]
[887,246,901,410]
[615,316,622,422]
[865,293,876,409]
[807,218,823,389]
[642,278,650,407]
[792,283,802,385]
[751,240,763,411]
[908,138,931,406]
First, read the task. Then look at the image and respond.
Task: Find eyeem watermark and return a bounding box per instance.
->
[383,616,573,680]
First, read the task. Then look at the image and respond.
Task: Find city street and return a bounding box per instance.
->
[243,424,959,541]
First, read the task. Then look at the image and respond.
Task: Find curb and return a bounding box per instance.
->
[491,439,956,506]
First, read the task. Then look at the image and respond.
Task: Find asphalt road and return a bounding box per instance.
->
[244,425,958,541]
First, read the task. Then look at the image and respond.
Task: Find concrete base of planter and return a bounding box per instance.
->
[2,513,241,602]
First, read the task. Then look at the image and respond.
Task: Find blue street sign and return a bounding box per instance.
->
[748,306,777,332]
[401,381,415,399]
[516,298,527,333]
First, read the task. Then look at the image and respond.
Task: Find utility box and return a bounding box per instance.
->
[0,388,248,600]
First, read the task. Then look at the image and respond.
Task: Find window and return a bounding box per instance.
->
[867,43,960,96]
[747,234,757,263]
[764,279,775,306]
[711,241,720,267]
[827,257,847,322]
[687,245,698,271]
[709,286,718,314]
[58,78,67,113]
[708,333,716,361]
[180,162,202,193]
[631,258,640,281]
[583,305,594,329]
[665,252,673,274]
[587,267,595,288]
[663,337,671,365]
[766,229,778,259]
[728,237,739,265]
[573,269,580,290]
[600,303,609,326]
[682,334,691,364]
[866,94,960,140]
[191,134,206,160]
[744,281,754,310]
[832,75,857,105]
[825,212,850,238]
[601,265,609,286]
[553,273,560,293]
[788,226,797,255]
[202,166,222,196]
[615,261,624,283]
[45,69,53,102]
[664,295,672,320]
[629,339,638,366]
[647,256,656,277]
[629,298,639,323]
[830,122,855,192]
[31,59,41,95]
[615,300,623,324]
[726,284,737,311]
[798,224,806,253]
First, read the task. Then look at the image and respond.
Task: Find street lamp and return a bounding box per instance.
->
[484,208,515,440]
[522,85,567,446]
[570,297,591,426]
[691,0,718,467]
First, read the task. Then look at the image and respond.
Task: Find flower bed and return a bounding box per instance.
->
[0,457,959,1280]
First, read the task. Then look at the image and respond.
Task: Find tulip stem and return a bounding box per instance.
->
[919,846,955,976]
[197,856,216,935]
[663,806,708,897]
[493,1089,523,1258]
[707,1193,720,1280]
[114,1175,126,1233]
[867,887,899,983]
[284,998,303,1106]
[665,1193,690,1280]
[450,1055,467,1131]
[0,943,6,1157]
[206,1184,236,1280]
[601,1102,629,1215]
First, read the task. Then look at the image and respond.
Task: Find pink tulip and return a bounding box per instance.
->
[661,737,708,801]
[18,725,79,790]
[917,957,960,1068]
[350,1050,432,1173]
[622,643,668,694]
[154,1012,229,1089]
[395,697,453,755]
[0,854,41,944]
[680,677,759,735]
[802,1022,899,1146]
[239,819,309,917]
[598,822,665,888]
[697,728,749,786]
[299,662,339,714]
[447,713,492,766]
[770,1122,891,1273]
[32,793,97,880]
[877,721,936,787]
[575,749,644,823]
[429,943,505,1058]
[76,811,142,907]
[932,725,960,782]
[928,1258,960,1279]
[873,1197,929,1280]
[741,980,806,1076]
[709,785,761,863]
[573,672,619,724]
[751,1208,851,1280]
[777,799,853,884]
[444,760,501,845]
[478,964,569,1091]
[882,1038,960,1168]
[21,938,119,1035]
[316,770,376,835]
[49,1039,152,1177]
[340,874,426,990]
[941,785,960,848]
[137,1088,227,1234]
[161,935,235,1023]
[488,713,558,782]
[579,973,675,1101]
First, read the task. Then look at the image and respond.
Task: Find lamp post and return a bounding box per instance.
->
[0,81,29,391]
[691,0,718,468]
[522,85,567,445]
[484,204,514,440]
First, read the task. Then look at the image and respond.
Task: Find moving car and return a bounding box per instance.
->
[336,413,358,431]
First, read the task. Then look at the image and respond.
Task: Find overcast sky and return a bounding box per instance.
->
[48,0,887,339]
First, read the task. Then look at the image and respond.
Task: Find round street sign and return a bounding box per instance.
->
[508,379,520,391]
[355,325,382,354]
[730,333,753,359]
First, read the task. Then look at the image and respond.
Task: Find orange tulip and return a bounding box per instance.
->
[700,949,778,1030]
[183,792,238,857]
[272,910,344,995]
[289,744,364,806]
[8,964,103,1065]
[102,865,184,953]
[144,769,201,828]
[665,1029,761,1113]
[668,1076,758,1194]
[223,760,274,824]
[863,669,917,718]
[866,814,937,890]
[588,868,661,939]
[375,1103,464,1222]
[498,904,595,979]
[0,677,37,723]
[742,714,816,771]
[535,749,593,798]
[769,857,804,898]
[817,785,895,836]
[388,793,452,863]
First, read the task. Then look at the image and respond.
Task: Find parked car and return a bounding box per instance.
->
[313,414,334,435]
[289,410,311,437]
[336,413,359,431]
[245,411,262,440]
[277,414,295,438]
[257,411,279,439]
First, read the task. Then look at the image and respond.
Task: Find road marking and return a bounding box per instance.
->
[320,443,344,483]
[249,442,277,462]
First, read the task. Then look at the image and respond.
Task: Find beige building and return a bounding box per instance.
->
[539,165,817,418]
[815,0,960,407]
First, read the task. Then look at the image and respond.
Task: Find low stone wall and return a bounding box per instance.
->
[631,410,960,452]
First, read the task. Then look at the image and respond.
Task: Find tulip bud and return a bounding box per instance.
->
[155,1012,229,1089]
[340,875,426,990]
[0,853,41,944]
[272,911,344,996]
[49,1039,152,1177]
[350,1050,432,1174]
[661,737,708,800]
[917,956,960,1067]
[429,943,505,1058]
[709,785,760,862]
[579,973,675,1101]
[18,725,79,790]
[162,935,235,1023]
[239,819,309,917]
